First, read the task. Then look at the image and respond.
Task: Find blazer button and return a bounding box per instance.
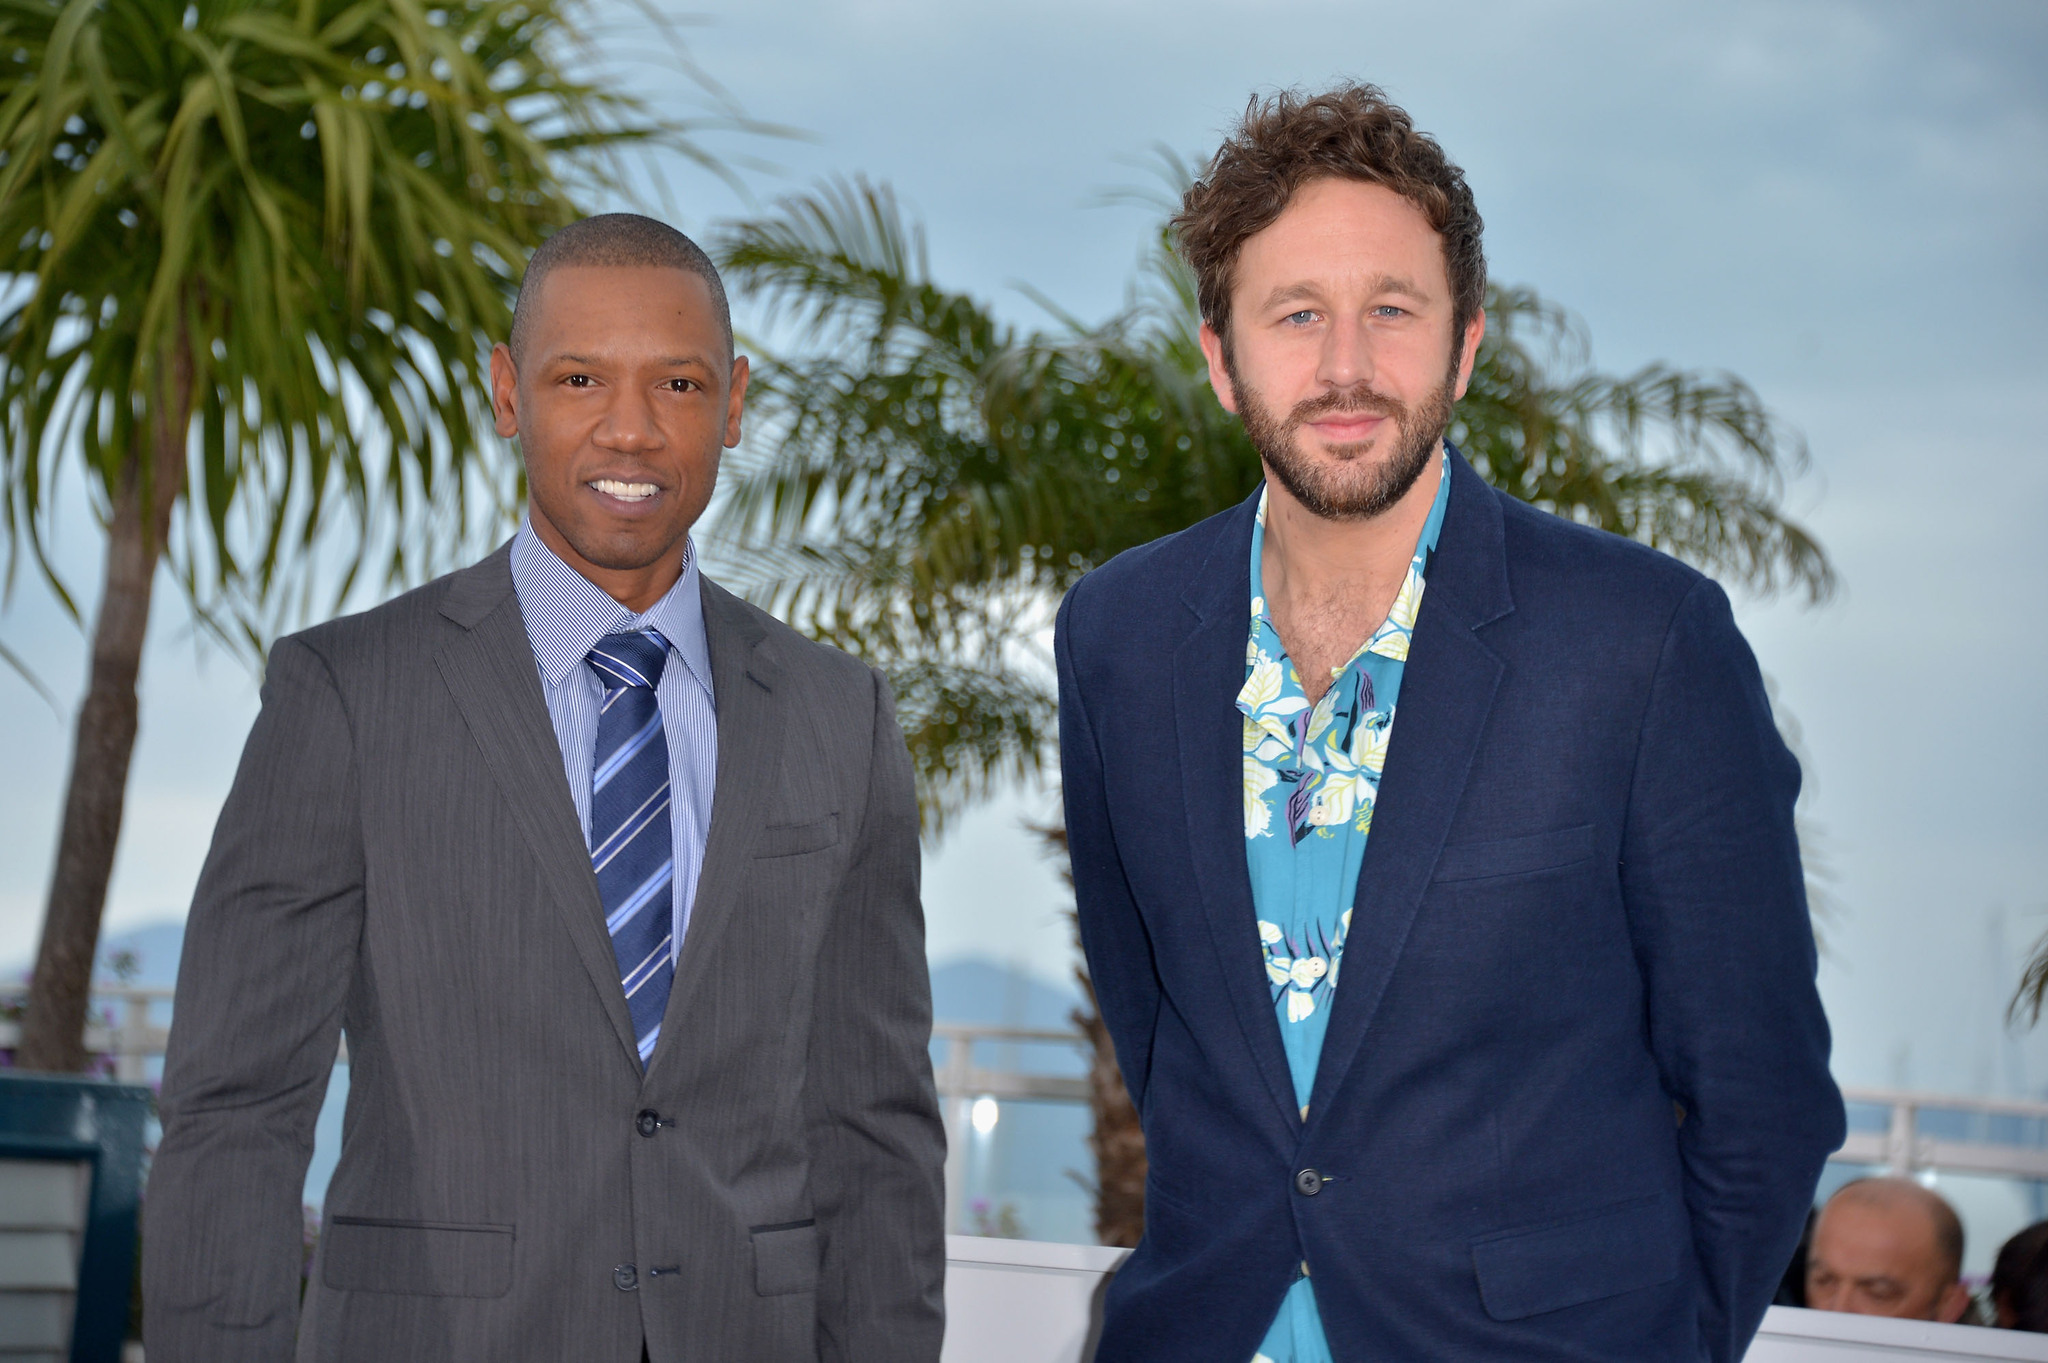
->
[1294,1168,1324,1197]
[636,1109,660,1138]
[614,1263,638,1291]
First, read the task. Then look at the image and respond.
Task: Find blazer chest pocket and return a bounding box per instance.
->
[754,814,839,859]
[322,1216,514,1298]
[1470,1191,1682,1320]
[1433,824,1596,884]
[750,1219,819,1296]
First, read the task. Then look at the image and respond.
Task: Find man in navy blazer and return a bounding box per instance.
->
[1055,85,1844,1362]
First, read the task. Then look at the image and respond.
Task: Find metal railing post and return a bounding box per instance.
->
[114,992,150,1085]
[941,1032,973,1235]
[1886,1100,1918,1177]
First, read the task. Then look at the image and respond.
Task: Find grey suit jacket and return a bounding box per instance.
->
[142,545,946,1362]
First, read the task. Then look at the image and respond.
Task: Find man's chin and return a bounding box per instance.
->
[557,524,689,575]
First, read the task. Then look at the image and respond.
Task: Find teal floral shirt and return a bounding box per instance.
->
[1238,452,1450,1363]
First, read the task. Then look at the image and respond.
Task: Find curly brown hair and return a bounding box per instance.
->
[1174,83,1485,351]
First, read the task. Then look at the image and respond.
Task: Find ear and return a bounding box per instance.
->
[1452,309,1487,402]
[1936,1280,1974,1325]
[1197,321,1240,415]
[489,343,520,438]
[724,354,751,449]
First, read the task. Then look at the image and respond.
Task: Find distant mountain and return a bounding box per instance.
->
[0,917,186,990]
[930,956,1080,1030]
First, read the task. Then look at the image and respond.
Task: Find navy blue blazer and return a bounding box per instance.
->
[1055,448,1844,1362]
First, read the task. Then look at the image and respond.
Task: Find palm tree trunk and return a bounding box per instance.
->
[1073,965,1148,1247]
[15,340,192,1074]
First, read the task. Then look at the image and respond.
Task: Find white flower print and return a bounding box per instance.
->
[1243,755,1279,838]
[1288,956,1328,989]
[1286,989,1317,1023]
[1258,920,1284,945]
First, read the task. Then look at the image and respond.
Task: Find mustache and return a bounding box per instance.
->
[1286,384,1408,426]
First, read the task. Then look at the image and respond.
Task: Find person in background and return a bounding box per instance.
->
[1805,1178,1971,1323]
[1989,1221,2048,1331]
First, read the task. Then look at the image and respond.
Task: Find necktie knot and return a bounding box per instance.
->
[588,630,669,691]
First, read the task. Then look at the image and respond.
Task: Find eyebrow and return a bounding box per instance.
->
[549,351,715,370]
[1257,274,1433,314]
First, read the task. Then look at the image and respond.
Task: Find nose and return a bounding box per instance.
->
[594,385,663,454]
[1316,313,1375,391]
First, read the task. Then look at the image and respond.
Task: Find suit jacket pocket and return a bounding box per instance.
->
[754,814,839,859]
[322,1216,515,1298]
[1433,824,1596,884]
[1470,1191,1682,1321]
[750,1219,820,1296]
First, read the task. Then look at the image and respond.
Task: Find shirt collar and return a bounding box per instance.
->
[510,518,715,700]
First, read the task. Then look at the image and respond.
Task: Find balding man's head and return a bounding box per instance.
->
[1805,1178,1970,1323]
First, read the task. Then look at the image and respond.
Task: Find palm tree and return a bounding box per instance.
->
[0,0,716,1073]
[714,179,1832,820]
[713,178,1835,1244]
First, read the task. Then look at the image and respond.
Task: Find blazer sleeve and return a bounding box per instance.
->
[1618,578,1845,1363]
[143,636,365,1362]
[804,666,947,1362]
[1056,581,1162,1112]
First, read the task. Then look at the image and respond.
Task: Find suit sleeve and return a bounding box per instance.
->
[1619,578,1845,1363]
[143,636,364,1362]
[1056,582,1162,1112]
[805,666,947,1362]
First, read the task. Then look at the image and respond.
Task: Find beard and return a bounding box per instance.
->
[1230,346,1460,521]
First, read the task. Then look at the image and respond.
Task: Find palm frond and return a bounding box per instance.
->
[711,179,1834,825]
[0,0,740,649]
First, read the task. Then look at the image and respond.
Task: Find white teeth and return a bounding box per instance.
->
[591,479,657,501]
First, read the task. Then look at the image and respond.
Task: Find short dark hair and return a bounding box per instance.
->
[1174,83,1486,349]
[509,213,732,362]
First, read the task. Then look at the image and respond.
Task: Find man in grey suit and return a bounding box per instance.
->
[142,214,947,1362]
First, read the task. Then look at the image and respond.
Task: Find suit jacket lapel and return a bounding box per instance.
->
[1175,496,1303,1133]
[433,546,642,1068]
[1306,451,1513,1124]
[657,578,787,1048]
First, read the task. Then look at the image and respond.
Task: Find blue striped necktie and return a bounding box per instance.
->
[587,630,674,1066]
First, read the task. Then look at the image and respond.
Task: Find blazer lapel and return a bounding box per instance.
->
[433,546,642,1068]
[658,578,787,1040]
[1175,495,1303,1134]
[1305,451,1514,1123]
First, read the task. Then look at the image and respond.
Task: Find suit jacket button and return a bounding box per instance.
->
[636,1109,660,1138]
[614,1263,638,1291]
[1294,1168,1323,1196]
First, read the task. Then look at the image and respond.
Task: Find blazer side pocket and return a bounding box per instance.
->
[749,1219,820,1296]
[322,1216,514,1298]
[1433,824,1596,884]
[754,814,839,859]
[1470,1191,1681,1321]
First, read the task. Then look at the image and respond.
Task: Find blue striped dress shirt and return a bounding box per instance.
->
[510,520,718,961]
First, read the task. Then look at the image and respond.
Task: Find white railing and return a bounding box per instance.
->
[15,997,2048,1189]
[0,985,173,1084]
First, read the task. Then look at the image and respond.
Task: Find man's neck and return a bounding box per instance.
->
[1259,448,1442,702]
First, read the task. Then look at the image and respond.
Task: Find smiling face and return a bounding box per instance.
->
[489,264,747,611]
[1199,177,1484,522]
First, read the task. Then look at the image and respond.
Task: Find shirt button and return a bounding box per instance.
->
[1295,1168,1324,1196]
[614,1263,638,1291]
[636,1109,661,1138]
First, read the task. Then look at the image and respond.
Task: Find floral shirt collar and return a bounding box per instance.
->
[1238,451,1449,846]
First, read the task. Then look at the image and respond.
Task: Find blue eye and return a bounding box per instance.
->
[1374,305,1407,318]
[1284,310,1316,325]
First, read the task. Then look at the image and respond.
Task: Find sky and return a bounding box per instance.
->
[2,0,2045,1112]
